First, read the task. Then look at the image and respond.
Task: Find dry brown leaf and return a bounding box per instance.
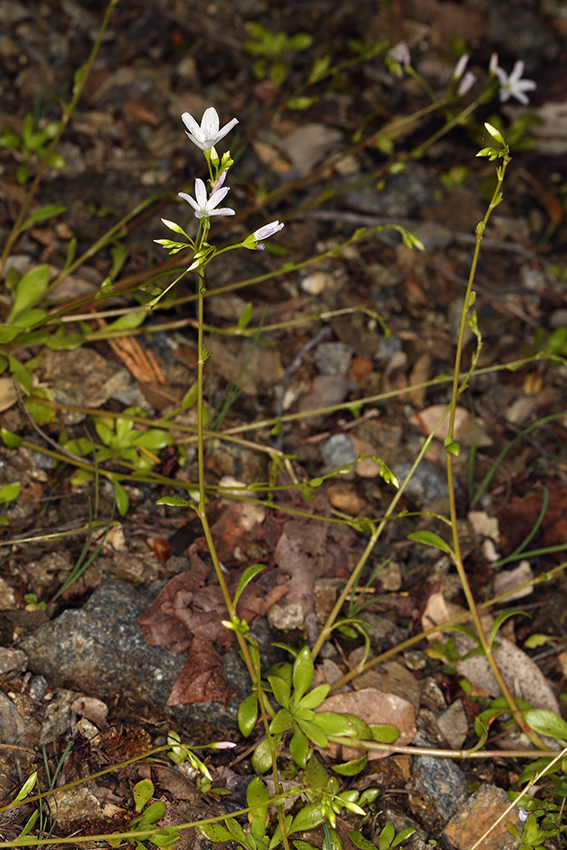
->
[138,542,277,705]
[410,405,493,447]
[315,688,416,760]
[0,378,18,413]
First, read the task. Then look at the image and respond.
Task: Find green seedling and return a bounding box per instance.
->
[243,22,312,84]
[109,778,179,849]
[64,407,175,474]
[0,112,65,184]
[349,824,416,850]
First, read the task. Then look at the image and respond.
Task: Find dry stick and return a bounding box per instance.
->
[0,0,120,277]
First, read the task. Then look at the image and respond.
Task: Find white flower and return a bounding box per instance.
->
[252,220,284,249]
[458,71,476,96]
[453,54,469,80]
[181,107,239,152]
[388,41,410,68]
[491,56,536,105]
[179,177,235,219]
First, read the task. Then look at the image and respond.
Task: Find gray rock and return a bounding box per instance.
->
[374,335,401,361]
[18,580,265,740]
[410,755,467,822]
[394,460,448,504]
[314,342,354,377]
[437,700,469,751]
[321,434,357,469]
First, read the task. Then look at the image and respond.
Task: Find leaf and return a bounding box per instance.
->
[1,429,22,448]
[156,496,193,507]
[298,684,331,710]
[378,824,394,850]
[107,310,147,332]
[348,830,376,850]
[135,429,174,451]
[238,302,253,329]
[313,713,356,737]
[289,727,309,768]
[297,718,327,748]
[114,480,129,517]
[292,646,314,704]
[10,308,47,328]
[0,482,21,505]
[0,326,23,343]
[331,755,368,776]
[391,828,415,848]
[13,771,37,804]
[269,674,291,709]
[238,693,258,737]
[18,204,66,233]
[525,709,567,740]
[234,563,266,609]
[225,818,248,846]
[110,241,129,279]
[489,609,528,648]
[370,725,400,744]
[270,708,294,735]
[199,823,234,843]
[252,737,273,774]
[25,396,55,425]
[247,777,269,823]
[9,356,33,395]
[133,778,154,814]
[7,265,50,324]
[289,803,325,836]
[407,530,454,556]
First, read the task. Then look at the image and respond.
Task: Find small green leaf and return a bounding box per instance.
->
[106,310,147,332]
[378,823,394,850]
[238,693,258,737]
[289,803,325,836]
[297,719,327,748]
[407,530,454,556]
[292,646,314,704]
[0,326,23,343]
[348,830,376,850]
[247,776,269,822]
[525,709,567,740]
[13,771,37,805]
[110,241,129,279]
[199,823,233,843]
[133,778,154,813]
[155,496,193,507]
[1,429,22,448]
[391,828,415,847]
[444,437,460,457]
[238,302,253,329]
[524,633,556,649]
[289,727,309,768]
[10,308,47,328]
[0,482,21,505]
[225,818,248,846]
[270,708,294,735]
[252,737,273,774]
[268,674,291,708]
[135,429,174,451]
[7,264,50,324]
[331,755,368,776]
[18,204,66,233]
[298,684,330,710]
[114,480,129,517]
[370,724,400,744]
[489,609,528,648]
[313,713,355,737]
[234,563,266,609]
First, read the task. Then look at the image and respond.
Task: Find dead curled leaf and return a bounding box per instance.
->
[138,542,287,706]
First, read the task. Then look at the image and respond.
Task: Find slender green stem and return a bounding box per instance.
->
[0,0,120,277]
[195,268,258,683]
[445,149,547,750]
